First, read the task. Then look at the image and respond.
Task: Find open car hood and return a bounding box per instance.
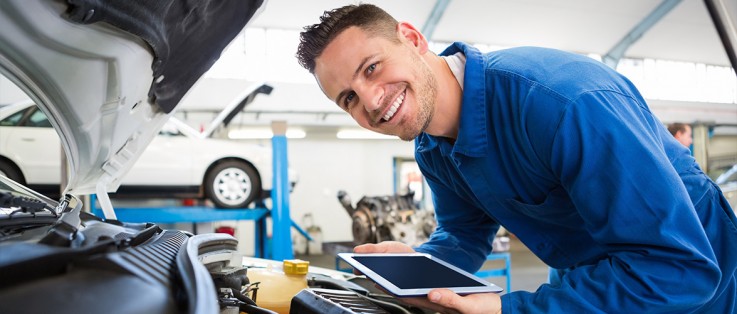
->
[0,0,264,210]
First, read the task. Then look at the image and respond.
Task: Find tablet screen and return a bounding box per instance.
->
[352,255,485,289]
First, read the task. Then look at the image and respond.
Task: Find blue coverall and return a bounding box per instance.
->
[414,42,737,313]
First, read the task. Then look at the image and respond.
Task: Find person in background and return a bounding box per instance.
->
[296,4,737,313]
[668,122,693,147]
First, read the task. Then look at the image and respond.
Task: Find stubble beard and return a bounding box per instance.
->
[397,55,437,142]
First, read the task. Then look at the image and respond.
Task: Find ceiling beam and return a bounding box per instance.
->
[421,0,451,40]
[603,0,682,68]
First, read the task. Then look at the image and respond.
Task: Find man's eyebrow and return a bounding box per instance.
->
[353,54,374,80]
[333,54,376,106]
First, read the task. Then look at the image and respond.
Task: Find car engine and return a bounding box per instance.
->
[0,190,427,314]
[337,190,436,247]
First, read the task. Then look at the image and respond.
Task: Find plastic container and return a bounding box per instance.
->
[247,259,309,314]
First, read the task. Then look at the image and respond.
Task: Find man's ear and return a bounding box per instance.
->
[397,22,428,54]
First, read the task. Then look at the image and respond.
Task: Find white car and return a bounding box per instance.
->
[0,85,296,209]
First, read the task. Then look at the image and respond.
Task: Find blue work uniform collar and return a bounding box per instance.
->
[416,42,488,158]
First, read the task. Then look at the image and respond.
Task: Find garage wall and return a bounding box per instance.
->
[225,137,413,256]
[260,137,415,243]
[711,136,737,157]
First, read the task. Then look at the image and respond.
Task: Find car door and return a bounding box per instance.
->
[0,106,62,184]
[120,125,195,186]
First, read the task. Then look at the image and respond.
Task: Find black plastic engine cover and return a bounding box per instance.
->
[290,288,388,314]
[0,228,188,314]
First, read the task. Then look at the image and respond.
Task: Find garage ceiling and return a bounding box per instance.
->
[175,0,735,128]
[250,0,730,66]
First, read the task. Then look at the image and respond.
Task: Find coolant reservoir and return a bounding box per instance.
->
[247,259,309,314]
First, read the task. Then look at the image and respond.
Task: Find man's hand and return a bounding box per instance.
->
[351,242,502,313]
[401,289,502,314]
[353,241,416,254]
[351,241,415,275]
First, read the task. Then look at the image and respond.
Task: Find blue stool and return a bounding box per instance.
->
[474,252,512,292]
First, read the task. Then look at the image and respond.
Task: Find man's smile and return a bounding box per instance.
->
[381,89,406,122]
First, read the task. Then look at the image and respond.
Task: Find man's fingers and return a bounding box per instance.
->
[351,242,415,275]
[353,241,415,253]
[428,289,464,311]
[399,296,461,314]
[353,243,380,253]
[427,289,503,314]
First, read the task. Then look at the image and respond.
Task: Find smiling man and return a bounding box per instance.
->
[296,4,737,313]
[308,21,449,141]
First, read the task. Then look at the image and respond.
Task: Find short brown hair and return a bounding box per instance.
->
[667,123,689,136]
[296,4,399,73]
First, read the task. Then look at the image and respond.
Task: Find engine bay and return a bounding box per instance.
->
[0,189,429,314]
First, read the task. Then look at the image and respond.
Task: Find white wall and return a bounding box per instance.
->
[709,136,737,161]
[278,137,415,243]
[223,136,414,256]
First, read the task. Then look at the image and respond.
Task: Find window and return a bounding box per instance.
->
[0,108,30,126]
[393,157,430,209]
[26,108,52,127]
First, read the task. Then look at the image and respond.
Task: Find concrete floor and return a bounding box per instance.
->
[295,236,549,295]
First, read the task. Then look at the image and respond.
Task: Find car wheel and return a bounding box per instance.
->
[0,160,24,184]
[204,160,261,209]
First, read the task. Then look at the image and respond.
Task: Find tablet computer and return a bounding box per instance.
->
[338,252,503,297]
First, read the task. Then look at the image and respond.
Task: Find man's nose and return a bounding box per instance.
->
[355,84,382,112]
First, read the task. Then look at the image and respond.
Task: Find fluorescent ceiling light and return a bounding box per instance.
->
[336,129,398,140]
[228,128,306,139]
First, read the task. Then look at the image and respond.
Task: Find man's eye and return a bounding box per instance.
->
[366,63,376,74]
[344,92,356,108]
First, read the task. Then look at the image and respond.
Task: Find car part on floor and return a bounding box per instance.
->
[337,190,436,247]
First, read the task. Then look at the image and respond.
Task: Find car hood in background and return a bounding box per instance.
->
[0,0,264,198]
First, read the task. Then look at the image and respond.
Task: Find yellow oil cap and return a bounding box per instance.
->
[283,259,309,275]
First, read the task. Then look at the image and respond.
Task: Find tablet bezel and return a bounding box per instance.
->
[338,252,503,297]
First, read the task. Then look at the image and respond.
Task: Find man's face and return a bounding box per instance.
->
[676,125,693,147]
[313,26,436,141]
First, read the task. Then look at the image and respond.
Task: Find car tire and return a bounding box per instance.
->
[204,160,261,209]
[0,160,24,184]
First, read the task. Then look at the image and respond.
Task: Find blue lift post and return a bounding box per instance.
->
[270,121,293,260]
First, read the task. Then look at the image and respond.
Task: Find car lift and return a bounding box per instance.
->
[92,121,309,260]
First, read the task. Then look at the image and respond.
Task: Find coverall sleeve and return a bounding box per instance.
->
[502,90,721,313]
[414,160,500,273]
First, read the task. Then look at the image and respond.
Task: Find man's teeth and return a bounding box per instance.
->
[383,92,405,121]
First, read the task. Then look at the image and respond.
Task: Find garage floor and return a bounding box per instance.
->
[295,236,549,294]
